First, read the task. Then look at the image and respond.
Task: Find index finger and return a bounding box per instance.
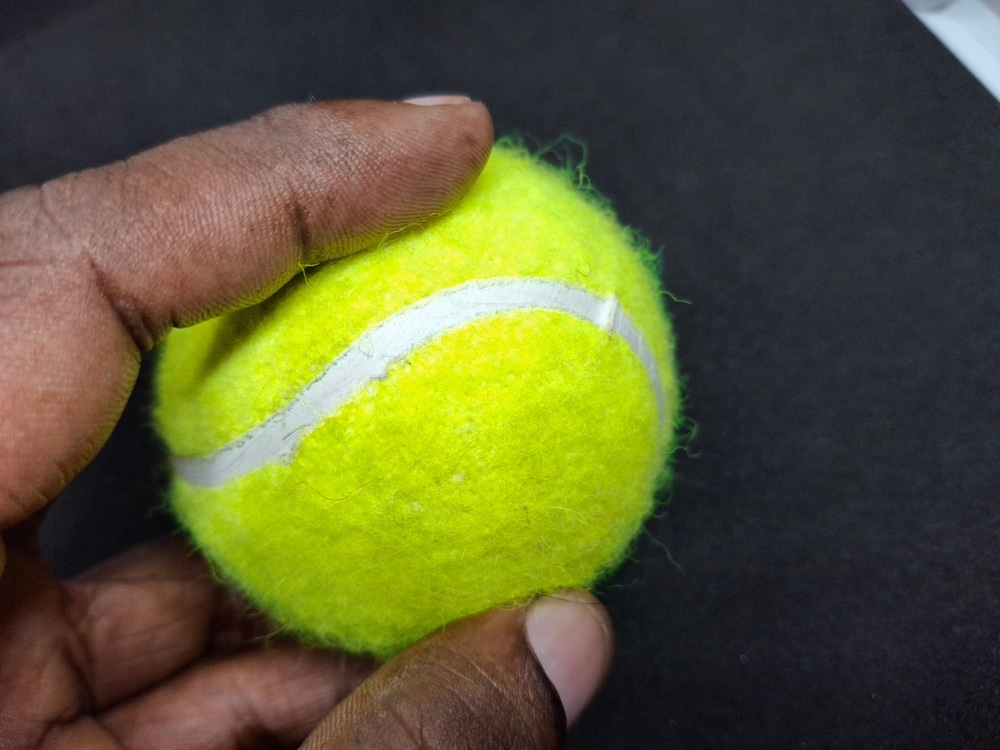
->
[0,99,493,527]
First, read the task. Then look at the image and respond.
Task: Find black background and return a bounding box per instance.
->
[4,1,1000,747]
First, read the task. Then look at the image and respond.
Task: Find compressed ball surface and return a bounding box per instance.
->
[155,143,680,659]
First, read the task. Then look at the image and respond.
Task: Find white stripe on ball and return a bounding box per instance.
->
[174,278,666,488]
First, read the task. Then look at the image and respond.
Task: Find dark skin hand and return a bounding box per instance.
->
[0,99,614,749]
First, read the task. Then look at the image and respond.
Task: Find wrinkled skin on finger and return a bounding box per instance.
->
[0,99,493,527]
[305,607,567,750]
[0,535,378,749]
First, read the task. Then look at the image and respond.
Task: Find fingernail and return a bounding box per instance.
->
[525,591,614,726]
[404,94,472,106]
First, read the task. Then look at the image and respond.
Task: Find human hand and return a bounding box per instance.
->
[0,99,614,748]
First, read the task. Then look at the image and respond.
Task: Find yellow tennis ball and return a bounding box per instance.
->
[155,142,681,659]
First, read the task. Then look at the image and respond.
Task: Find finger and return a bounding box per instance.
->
[61,537,268,708]
[0,99,493,527]
[98,644,373,750]
[13,99,493,329]
[524,592,616,727]
[0,532,373,749]
[62,536,373,711]
[303,592,614,750]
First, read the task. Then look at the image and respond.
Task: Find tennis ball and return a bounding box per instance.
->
[155,142,681,659]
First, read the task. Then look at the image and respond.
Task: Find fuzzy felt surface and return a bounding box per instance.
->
[155,144,679,658]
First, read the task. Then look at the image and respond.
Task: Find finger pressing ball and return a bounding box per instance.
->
[155,141,681,659]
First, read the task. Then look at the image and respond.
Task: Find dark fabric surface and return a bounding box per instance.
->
[4,1,999,747]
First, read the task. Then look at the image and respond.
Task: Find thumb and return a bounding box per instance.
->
[302,591,614,750]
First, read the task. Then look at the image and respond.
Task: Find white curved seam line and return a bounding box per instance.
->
[174,278,666,488]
